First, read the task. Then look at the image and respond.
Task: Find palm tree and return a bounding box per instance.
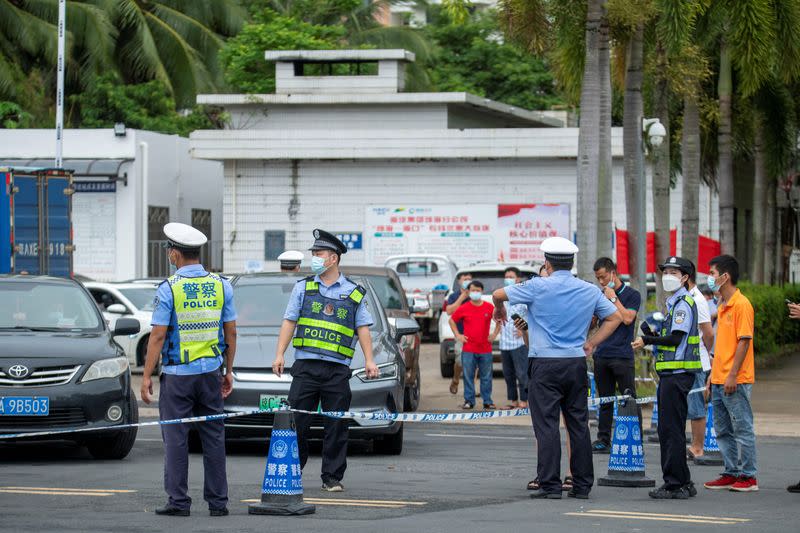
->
[596,5,613,259]
[0,0,245,108]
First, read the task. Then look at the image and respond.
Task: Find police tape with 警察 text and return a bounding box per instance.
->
[0,387,707,440]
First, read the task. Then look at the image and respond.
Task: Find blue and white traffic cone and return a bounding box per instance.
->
[598,392,655,488]
[693,403,724,466]
[249,411,316,516]
[647,387,660,443]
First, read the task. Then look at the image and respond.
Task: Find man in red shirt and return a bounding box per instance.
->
[449,280,498,410]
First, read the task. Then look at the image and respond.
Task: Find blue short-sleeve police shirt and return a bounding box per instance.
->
[151,264,237,375]
[504,270,617,358]
[665,287,695,368]
[283,273,374,367]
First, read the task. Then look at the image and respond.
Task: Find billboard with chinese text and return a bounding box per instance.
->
[497,204,571,264]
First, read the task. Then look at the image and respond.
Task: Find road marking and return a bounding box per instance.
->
[424,433,527,441]
[241,497,426,509]
[3,486,136,493]
[566,509,750,525]
[0,486,136,497]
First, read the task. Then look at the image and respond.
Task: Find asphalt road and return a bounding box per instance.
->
[2,344,799,532]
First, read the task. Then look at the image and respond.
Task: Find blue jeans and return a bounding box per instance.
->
[462,352,493,406]
[501,346,528,402]
[711,384,757,478]
[687,371,708,420]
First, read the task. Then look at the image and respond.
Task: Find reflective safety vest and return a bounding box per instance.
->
[163,273,225,365]
[292,277,365,360]
[654,292,702,374]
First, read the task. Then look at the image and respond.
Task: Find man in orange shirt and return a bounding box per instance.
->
[703,255,758,493]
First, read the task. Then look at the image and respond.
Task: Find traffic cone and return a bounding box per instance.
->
[598,391,655,488]
[249,411,316,516]
[644,396,658,436]
[693,403,724,466]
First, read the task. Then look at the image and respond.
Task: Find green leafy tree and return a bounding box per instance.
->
[71,74,221,136]
[220,9,346,94]
[423,9,564,110]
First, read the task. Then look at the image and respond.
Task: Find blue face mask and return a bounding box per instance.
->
[504,278,515,287]
[311,256,328,275]
[461,280,471,290]
[469,291,482,301]
[168,250,177,274]
[607,280,615,289]
[707,274,723,292]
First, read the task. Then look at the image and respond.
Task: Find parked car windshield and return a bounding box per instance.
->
[233,277,383,331]
[0,282,102,330]
[119,287,158,312]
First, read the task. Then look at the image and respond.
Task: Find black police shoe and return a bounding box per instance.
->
[154,506,190,516]
[649,485,690,500]
[210,507,229,517]
[529,489,562,499]
[686,481,697,497]
[567,490,589,500]
[591,440,611,454]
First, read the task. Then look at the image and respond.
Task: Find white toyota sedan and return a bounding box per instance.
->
[83,281,158,368]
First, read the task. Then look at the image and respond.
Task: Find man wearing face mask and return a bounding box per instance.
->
[632,256,701,500]
[141,223,238,517]
[444,271,473,394]
[273,229,379,492]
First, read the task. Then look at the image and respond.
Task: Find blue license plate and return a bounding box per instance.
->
[0,396,49,416]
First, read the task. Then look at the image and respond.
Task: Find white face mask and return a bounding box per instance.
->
[661,274,682,293]
[469,291,482,301]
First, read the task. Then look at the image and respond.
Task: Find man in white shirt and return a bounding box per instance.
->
[686,263,715,460]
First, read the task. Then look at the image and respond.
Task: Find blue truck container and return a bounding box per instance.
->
[0,167,73,277]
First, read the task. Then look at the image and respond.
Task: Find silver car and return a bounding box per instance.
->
[218,273,419,455]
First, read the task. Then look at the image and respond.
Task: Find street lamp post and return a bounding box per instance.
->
[635,117,666,319]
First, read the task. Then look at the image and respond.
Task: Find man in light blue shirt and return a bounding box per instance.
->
[140,223,237,517]
[492,237,622,500]
[273,229,379,492]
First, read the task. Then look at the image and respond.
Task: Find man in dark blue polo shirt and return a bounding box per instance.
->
[591,257,642,453]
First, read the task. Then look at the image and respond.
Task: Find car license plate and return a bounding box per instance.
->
[259,394,288,411]
[0,396,49,416]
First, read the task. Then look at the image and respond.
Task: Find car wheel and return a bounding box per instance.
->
[136,335,160,373]
[87,390,138,460]
[373,424,403,455]
[440,341,454,378]
[403,364,421,412]
[188,427,203,453]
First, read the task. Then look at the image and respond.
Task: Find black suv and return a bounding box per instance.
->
[0,275,140,459]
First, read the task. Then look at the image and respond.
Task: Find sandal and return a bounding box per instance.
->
[527,478,540,491]
[449,381,459,395]
[461,402,474,409]
[562,475,574,492]
[483,403,497,410]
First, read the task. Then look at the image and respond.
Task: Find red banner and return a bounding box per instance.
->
[616,229,703,274]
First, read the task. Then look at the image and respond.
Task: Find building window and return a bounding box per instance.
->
[264,231,285,261]
[192,209,213,268]
[148,206,169,278]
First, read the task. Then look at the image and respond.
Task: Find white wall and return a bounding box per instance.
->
[227,104,448,130]
[221,157,718,272]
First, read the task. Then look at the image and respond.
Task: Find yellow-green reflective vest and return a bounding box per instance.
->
[654,293,702,374]
[167,273,224,365]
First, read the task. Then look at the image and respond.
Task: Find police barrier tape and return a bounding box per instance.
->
[0,387,707,440]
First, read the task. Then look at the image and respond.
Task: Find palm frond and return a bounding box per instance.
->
[0,0,57,60]
[0,51,18,99]
[728,0,776,96]
[116,0,173,93]
[773,0,800,83]
[547,0,586,104]
[497,0,549,54]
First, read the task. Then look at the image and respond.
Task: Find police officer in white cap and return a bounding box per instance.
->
[277,250,304,273]
[141,222,238,517]
[492,236,623,499]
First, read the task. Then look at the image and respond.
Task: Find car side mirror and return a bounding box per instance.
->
[113,317,140,336]
[393,317,420,343]
[106,303,128,315]
[411,299,430,314]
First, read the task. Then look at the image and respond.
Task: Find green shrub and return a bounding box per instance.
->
[738,283,800,356]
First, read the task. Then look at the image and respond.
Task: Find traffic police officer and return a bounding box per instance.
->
[632,256,701,499]
[273,229,379,492]
[492,237,623,499]
[141,223,237,517]
[278,250,304,272]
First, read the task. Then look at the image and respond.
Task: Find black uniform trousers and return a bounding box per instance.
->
[288,358,352,484]
[159,369,228,511]
[528,357,594,495]
[593,357,642,444]
[657,372,695,489]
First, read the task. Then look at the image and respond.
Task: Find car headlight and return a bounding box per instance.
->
[80,356,129,383]
[353,362,398,382]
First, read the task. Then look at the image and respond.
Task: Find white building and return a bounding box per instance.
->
[0,129,223,281]
[190,49,718,272]
[379,1,498,27]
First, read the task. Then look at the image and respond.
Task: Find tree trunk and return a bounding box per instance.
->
[718,37,735,255]
[576,0,603,280]
[750,119,766,283]
[681,94,700,268]
[765,176,777,284]
[596,7,613,259]
[652,40,671,310]
[623,23,646,297]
